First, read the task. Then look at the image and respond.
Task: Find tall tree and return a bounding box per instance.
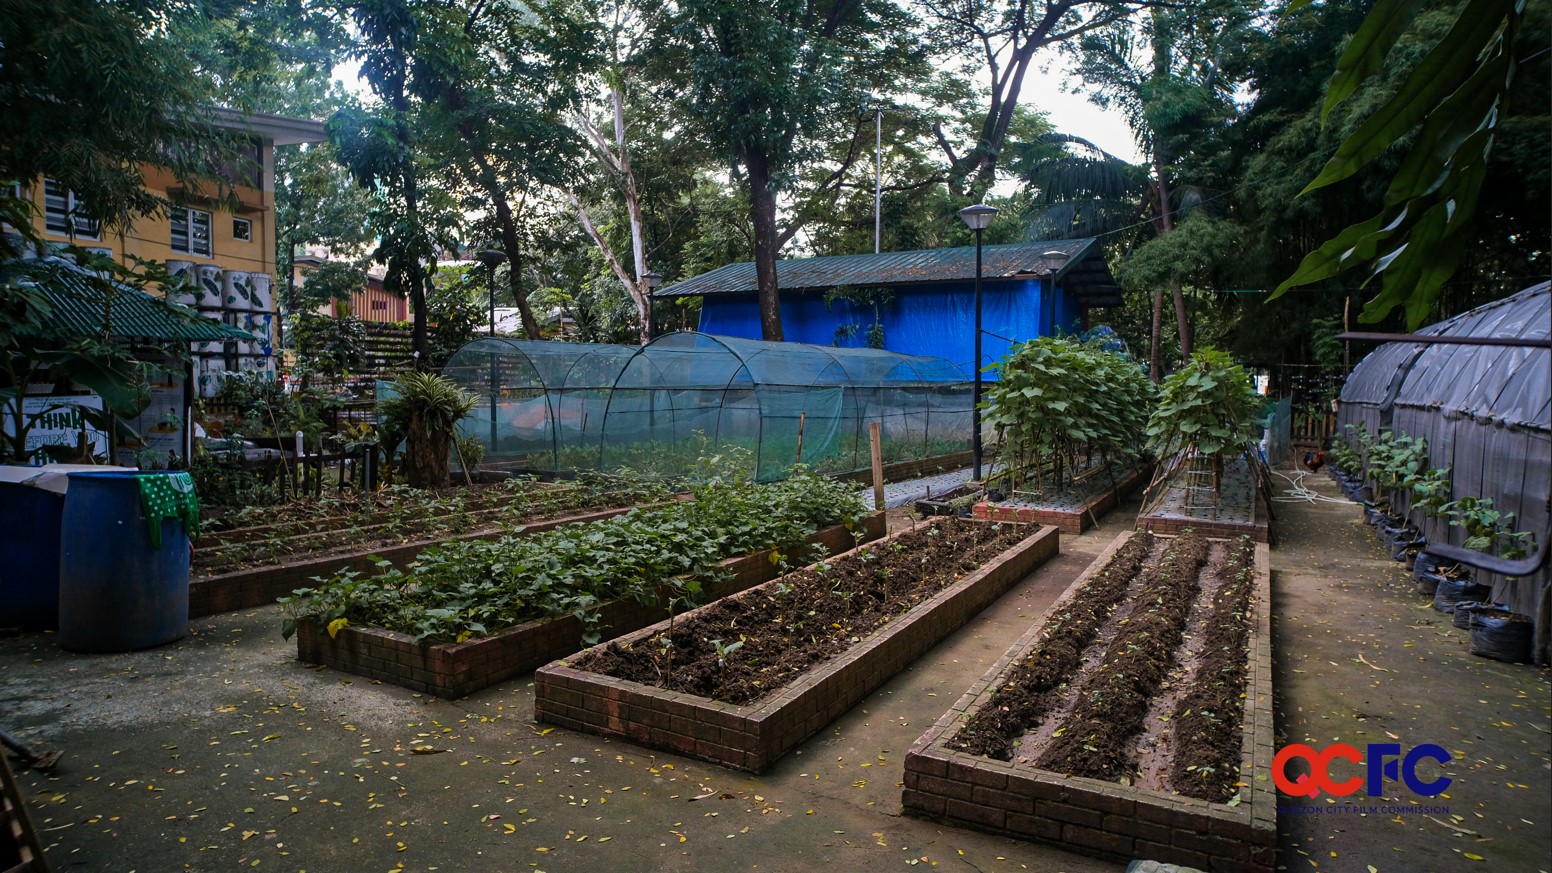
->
[331,0,441,367]
[416,0,594,340]
[917,0,1191,196]
[649,0,922,341]
[1066,3,1257,377]
[0,0,230,231]
[571,3,658,343]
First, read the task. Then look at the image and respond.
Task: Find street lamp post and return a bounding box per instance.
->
[643,272,663,341]
[957,204,998,482]
[476,249,508,457]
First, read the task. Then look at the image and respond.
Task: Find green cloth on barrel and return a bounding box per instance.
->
[136,472,200,547]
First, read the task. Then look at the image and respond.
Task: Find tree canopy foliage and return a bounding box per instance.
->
[5,0,1544,382]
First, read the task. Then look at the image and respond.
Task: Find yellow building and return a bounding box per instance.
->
[10,108,327,396]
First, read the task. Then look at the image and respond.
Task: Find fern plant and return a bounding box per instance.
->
[379,372,477,488]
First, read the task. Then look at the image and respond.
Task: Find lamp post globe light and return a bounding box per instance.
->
[957,204,997,482]
[475,249,508,457]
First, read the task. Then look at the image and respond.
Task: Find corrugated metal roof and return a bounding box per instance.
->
[25,259,253,342]
[654,239,1122,306]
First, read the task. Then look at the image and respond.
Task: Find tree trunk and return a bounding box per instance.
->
[465,148,542,339]
[393,112,431,369]
[495,196,540,340]
[1150,288,1164,382]
[1172,275,1192,361]
[574,91,654,343]
[615,89,653,344]
[743,146,784,342]
[1151,154,1191,366]
[403,414,451,488]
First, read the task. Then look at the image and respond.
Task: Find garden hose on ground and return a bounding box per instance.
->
[1272,470,1356,506]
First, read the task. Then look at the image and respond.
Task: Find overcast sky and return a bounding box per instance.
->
[333,46,1146,167]
[1021,56,1144,164]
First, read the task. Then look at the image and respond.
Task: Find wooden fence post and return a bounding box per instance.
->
[869,421,885,512]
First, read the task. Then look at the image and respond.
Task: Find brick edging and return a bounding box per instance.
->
[902,534,1275,873]
[293,515,887,698]
[972,465,1149,533]
[190,504,643,618]
[832,450,976,485]
[1136,513,1270,543]
[533,521,1061,773]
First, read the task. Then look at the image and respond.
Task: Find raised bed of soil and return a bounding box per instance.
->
[194,481,657,570]
[903,529,1274,873]
[532,517,1060,772]
[973,463,1149,533]
[295,514,886,698]
[191,498,660,618]
[1137,455,1269,542]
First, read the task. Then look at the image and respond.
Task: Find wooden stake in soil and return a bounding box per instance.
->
[870,421,885,511]
[795,411,806,465]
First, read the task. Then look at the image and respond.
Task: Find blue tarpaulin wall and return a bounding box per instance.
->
[697,278,1080,379]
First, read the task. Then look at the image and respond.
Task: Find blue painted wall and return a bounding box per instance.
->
[696,278,1083,379]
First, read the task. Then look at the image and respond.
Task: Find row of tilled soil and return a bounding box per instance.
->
[574,518,1036,705]
[948,529,1257,798]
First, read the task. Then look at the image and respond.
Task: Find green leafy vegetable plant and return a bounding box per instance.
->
[279,469,866,646]
[985,336,1154,498]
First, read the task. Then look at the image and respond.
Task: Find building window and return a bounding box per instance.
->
[232,217,252,242]
[43,179,100,239]
[371,300,388,311]
[171,207,212,256]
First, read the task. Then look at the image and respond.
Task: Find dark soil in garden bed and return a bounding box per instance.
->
[573,517,1036,706]
[949,530,1257,802]
[988,459,1142,513]
[193,480,663,576]
[201,480,530,533]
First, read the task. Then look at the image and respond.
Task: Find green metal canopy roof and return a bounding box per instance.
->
[25,258,252,342]
[653,239,1123,307]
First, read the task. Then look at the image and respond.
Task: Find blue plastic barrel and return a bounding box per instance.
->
[58,470,190,652]
[0,481,65,630]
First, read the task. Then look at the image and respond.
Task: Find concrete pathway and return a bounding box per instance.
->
[1269,470,1550,872]
[4,471,1547,873]
[0,501,1132,873]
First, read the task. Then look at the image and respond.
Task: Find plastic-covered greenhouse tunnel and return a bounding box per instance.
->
[442,332,973,482]
[1337,282,1550,664]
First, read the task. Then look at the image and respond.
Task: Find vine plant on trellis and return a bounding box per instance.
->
[1143,348,1264,511]
[983,337,1153,499]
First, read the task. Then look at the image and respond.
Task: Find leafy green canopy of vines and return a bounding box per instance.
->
[279,469,866,645]
[985,337,1154,495]
[1145,348,1262,464]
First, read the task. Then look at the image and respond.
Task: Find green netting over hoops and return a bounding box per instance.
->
[443,339,636,468]
[442,333,971,482]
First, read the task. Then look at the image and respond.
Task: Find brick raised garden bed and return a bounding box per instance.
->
[531,519,1061,773]
[294,514,886,698]
[1136,455,1270,543]
[902,531,1274,872]
[191,504,642,618]
[972,464,1150,534]
[832,450,975,486]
